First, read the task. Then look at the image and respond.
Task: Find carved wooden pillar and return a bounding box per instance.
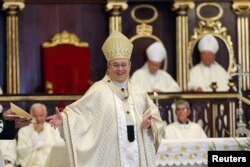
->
[172,0,194,91]
[2,0,25,94]
[105,0,128,34]
[232,0,250,90]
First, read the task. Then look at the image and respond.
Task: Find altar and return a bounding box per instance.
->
[156,138,249,167]
[45,137,249,167]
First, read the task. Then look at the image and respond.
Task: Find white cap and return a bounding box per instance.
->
[198,34,219,54]
[146,42,167,62]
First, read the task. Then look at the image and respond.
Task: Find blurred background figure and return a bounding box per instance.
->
[188,34,231,92]
[131,42,181,93]
[0,140,17,167]
[17,103,64,167]
[164,99,207,139]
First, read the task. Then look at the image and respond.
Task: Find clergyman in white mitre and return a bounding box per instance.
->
[47,31,164,167]
[188,34,231,92]
[131,42,181,92]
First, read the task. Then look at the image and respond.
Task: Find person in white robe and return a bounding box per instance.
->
[47,31,164,167]
[188,34,231,92]
[17,103,64,167]
[164,99,207,139]
[1,97,16,167]
[131,42,181,92]
[0,140,17,167]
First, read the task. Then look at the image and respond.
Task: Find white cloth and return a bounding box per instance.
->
[0,140,17,167]
[146,42,167,62]
[188,62,231,92]
[131,63,181,92]
[17,122,64,167]
[163,121,207,139]
[198,34,219,54]
[157,138,249,167]
[115,95,139,167]
[60,75,164,167]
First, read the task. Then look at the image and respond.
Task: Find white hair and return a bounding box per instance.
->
[30,103,47,115]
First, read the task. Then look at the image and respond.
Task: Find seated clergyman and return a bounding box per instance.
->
[164,99,207,139]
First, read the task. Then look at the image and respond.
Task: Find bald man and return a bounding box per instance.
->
[188,34,231,92]
[131,42,181,93]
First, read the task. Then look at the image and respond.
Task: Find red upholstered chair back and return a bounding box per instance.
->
[42,31,91,94]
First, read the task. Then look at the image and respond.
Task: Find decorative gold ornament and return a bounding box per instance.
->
[102,31,133,62]
[131,4,158,24]
[196,3,223,21]
[2,0,25,11]
[232,0,250,14]
[42,30,89,48]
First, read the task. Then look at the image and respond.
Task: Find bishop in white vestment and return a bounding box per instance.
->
[48,31,164,167]
[188,34,231,92]
[131,42,181,92]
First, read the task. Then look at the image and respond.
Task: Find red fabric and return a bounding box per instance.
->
[42,44,91,94]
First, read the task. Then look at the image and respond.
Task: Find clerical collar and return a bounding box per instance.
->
[114,80,128,90]
[201,62,216,68]
[177,120,189,125]
[176,120,190,129]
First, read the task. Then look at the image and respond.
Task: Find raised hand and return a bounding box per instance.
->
[47,107,63,128]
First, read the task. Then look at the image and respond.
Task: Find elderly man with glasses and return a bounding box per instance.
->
[163,99,207,139]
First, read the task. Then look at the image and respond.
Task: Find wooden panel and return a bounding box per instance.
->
[0,13,5,91]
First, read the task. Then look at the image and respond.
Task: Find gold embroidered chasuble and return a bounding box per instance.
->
[61,75,164,167]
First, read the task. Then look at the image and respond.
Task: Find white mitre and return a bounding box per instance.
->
[146,42,167,63]
[102,31,133,61]
[198,34,219,54]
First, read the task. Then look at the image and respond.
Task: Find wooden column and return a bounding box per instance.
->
[105,0,128,34]
[232,0,250,90]
[172,0,194,91]
[2,0,25,94]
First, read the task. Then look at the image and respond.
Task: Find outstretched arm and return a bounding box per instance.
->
[47,107,63,128]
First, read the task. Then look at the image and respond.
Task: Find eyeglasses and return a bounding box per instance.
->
[109,62,130,69]
[176,107,188,112]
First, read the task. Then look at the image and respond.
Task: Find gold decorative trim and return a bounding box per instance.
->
[106,0,128,12]
[232,1,250,14]
[233,1,250,90]
[187,3,237,73]
[129,4,167,71]
[42,30,89,48]
[2,0,25,10]
[4,1,22,94]
[172,0,195,15]
[173,1,194,91]
[131,4,158,24]
[105,0,128,33]
[196,3,223,21]
[45,81,53,94]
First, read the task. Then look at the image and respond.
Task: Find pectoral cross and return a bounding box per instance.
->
[231,64,250,136]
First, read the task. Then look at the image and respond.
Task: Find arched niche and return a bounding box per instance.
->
[187,3,237,74]
[129,4,168,74]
